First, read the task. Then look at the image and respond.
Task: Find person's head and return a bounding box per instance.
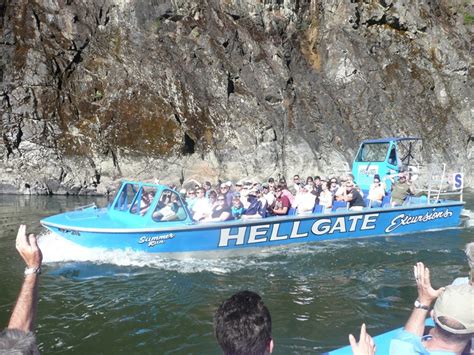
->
[398,174,407,183]
[306,176,314,184]
[232,195,241,206]
[262,183,269,193]
[322,181,329,190]
[196,187,205,198]
[268,177,275,186]
[235,181,243,191]
[204,181,212,191]
[214,291,273,355]
[431,284,474,344]
[217,194,227,207]
[293,175,300,185]
[330,178,338,188]
[187,189,196,199]
[221,183,230,194]
[314,176,321,185]
[209,190,218,202]
[373,174,380,184]
[275,183,286,197]
[345,181,354,192]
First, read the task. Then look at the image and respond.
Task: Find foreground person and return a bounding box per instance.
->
[215,291,375,355]
[389,262,474,355]
[0,225,42,354]
[214,291,273,355]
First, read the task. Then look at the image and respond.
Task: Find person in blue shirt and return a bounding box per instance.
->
[389,262,474,355]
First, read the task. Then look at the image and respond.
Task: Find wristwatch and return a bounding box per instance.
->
[414,299,430,311]
[24,266,42,276]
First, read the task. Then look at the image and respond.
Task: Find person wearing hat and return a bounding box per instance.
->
[389,262,474,355]
[231,192,244,220]
[390,173,414,206]
[241,187,267,220]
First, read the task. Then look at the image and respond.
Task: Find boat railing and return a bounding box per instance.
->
[411,163,464,203]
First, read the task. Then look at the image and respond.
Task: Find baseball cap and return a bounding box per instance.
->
[433,284,474,334]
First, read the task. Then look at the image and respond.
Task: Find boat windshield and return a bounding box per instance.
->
[355,143,390,162]
[151,189,187,222]
[130,186,158,216]
[114,183,140,211]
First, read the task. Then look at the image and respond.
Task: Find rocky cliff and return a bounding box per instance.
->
[1,0,472,194]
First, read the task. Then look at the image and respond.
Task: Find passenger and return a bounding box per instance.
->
[203,181,212,197]
[192,187,210,221]
[185,189,196,210]
[207,190,218,210]
[268,177,275,191]
[205,194,232,222]
[313,175,323,199]
[269,184,291,216]
[139,191,155,215]
[318,181,333,212]
[279,182,295,205]
[329,177,340,198]
[293,184,316,215]
[291,174,302,195]
[214,291,273,355]
[367,174,385,208]
[306,176,314,187]
[241,182,251,209]
[390,173,414,206]
[220,183,234,207]
[342,181,365,211]
[215,291,373,355]
[389,262,474,355]
[241,188,266,220]
[262,183,275,208]
[231,193,244,220]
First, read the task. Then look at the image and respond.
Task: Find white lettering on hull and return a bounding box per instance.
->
[385,209,453,233]
[218,213,380,247]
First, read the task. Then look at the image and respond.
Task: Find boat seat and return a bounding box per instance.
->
[312,204,324,214]
[288,207,297,215]
[331,201,349,212]
[381,195,391,207]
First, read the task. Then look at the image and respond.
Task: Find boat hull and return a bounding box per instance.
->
[41,202,464,254]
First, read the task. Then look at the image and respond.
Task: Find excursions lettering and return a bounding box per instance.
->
[385,209,453,233]
[218,214,379,247]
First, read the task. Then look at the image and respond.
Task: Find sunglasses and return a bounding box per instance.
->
[218,198,225,201]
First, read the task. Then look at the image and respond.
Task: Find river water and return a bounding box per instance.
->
[0,192,473,354]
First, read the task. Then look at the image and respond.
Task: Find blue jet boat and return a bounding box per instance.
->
[40,138,465,255]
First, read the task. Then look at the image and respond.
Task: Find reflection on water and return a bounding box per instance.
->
[0,193,472,354]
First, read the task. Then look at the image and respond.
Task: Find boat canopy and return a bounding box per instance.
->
[352,137,422,191]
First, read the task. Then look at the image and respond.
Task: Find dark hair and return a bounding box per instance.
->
[268,177,274,183]
[306,176,314,183]
[209,190,218,200]
[276,183,286,191]
[214,291,272,355]
[314,176,321,180]
[435,318,473,342]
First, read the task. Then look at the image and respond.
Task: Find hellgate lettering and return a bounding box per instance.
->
[218,214,379,247]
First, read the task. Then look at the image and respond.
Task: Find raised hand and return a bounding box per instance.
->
[349,323,376,355]
[16,225,42,269]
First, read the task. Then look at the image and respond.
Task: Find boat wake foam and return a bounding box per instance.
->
[461,208,474,228]
[37,231,352,274]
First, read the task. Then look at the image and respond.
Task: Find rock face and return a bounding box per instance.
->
[1,0,472,194]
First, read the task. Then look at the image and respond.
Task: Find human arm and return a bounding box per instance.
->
[403,262,445,336]
[349,323,376,355]
[8,225,43,332]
